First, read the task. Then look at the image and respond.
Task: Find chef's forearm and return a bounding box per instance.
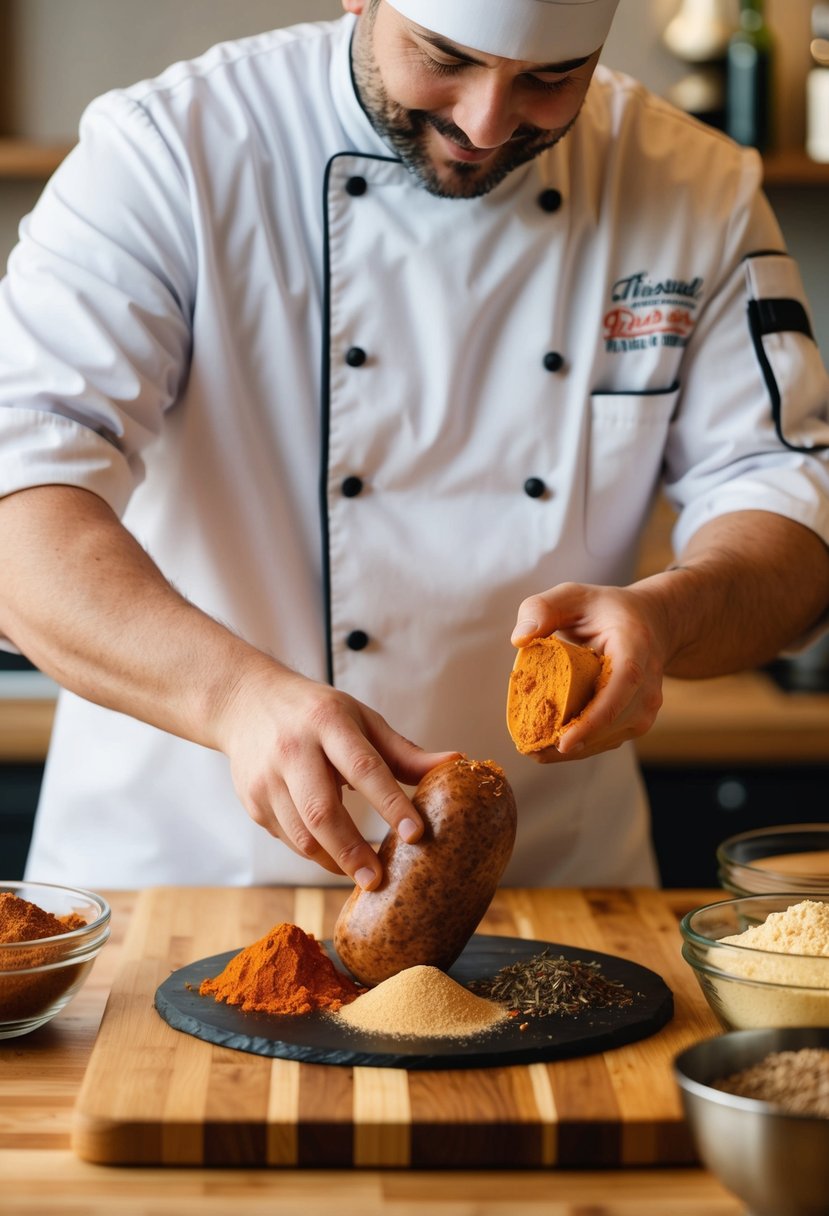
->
[0,484,273,747]
[633,510,829,679]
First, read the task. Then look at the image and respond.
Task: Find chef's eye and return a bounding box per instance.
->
[419,50,466,76]
[524,73,576,94]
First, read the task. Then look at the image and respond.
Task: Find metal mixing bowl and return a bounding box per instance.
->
[675,1028,829,1216]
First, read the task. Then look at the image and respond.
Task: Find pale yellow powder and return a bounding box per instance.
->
[720,899,829,957]
[333,965,509,1039]
[707,900,829,1029]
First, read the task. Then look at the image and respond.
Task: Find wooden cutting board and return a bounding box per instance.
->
[72,886,720,1168]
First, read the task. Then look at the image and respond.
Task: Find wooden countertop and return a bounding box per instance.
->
[2,669,827,765]
[0,888,743,1214]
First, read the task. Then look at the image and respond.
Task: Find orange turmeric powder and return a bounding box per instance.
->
[0,891,86,946]
[0,892,89,1023]
[507,635,608,754]
[199,921,363,1015]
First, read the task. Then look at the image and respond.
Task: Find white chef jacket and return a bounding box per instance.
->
[1,16,828,890]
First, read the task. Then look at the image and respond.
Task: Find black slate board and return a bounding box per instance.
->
[154,935,674,1070]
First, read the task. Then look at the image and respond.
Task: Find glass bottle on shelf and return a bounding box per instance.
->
[663,0,734,130]
[726,0,774,151]
[806,4,829,162]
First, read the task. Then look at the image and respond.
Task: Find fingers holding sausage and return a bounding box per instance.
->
[235,759,394,890]
[220,662,460,888]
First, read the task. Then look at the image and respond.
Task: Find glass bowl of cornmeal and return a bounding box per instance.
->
[680,894,829,1031]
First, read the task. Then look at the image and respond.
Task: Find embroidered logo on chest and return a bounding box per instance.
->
[603,271,703,353]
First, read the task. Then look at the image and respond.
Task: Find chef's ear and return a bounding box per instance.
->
[342,0,365,14]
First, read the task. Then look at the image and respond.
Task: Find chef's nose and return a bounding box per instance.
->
[451,77,519,149]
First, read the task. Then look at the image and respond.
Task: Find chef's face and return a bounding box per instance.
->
[344,0,601,199]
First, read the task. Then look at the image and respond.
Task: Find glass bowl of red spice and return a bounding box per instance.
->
[0,880,111,1039]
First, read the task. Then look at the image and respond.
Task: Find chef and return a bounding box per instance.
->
[0,0,828,891]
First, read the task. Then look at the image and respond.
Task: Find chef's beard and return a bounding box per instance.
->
[382,108,569,199]
[351,24,576,199]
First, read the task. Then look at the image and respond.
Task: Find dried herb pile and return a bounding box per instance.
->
[469,948,634,1018]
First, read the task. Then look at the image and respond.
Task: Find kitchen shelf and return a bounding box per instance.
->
[637,671,829,766]
[0,698,55,761]
[0,137,73,179]
[2,669,827,765]
[1,137,828,185]
[762,147,829,186]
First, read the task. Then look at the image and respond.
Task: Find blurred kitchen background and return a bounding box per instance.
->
[1,0,828,885]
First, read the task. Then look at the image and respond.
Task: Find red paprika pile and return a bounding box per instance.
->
[199,921,362,1015]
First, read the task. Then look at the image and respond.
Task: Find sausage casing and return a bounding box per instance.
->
[333,756,517,987]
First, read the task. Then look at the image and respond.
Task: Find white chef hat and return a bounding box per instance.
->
[383,0,620,61]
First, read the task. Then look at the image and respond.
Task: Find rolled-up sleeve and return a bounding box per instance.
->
[663,162,829,556]
[0,89,196,516]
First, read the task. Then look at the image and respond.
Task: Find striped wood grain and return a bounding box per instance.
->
[71,886,719,1167]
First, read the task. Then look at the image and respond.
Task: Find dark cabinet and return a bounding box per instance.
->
[645,764,829,887]
[0,651,44,878]
[0,763,44,879]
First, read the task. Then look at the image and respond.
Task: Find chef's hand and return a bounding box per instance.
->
[510,580,668,762]
[217,661,460,889]
[511,513,829,762]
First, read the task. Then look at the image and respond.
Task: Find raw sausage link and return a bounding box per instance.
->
[333,756,517,987]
